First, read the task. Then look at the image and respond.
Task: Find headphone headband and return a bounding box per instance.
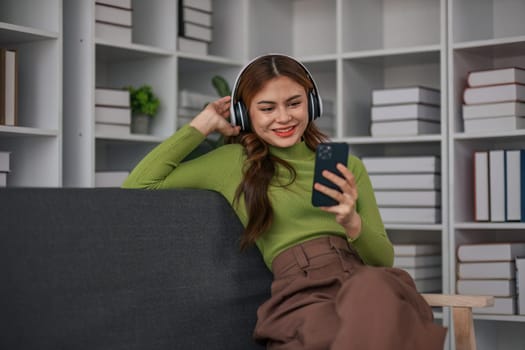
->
[230,53,323,130]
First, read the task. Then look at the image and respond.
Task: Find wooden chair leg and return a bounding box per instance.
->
[452,306,476,350]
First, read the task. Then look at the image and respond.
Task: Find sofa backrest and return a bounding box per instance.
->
[0,188,271,349]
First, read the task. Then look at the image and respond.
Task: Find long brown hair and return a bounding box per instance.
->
[227,55,328,250]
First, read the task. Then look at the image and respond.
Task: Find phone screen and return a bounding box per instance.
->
[311,142,349,207]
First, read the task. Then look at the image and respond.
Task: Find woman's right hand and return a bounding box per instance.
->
[189,96,241,137]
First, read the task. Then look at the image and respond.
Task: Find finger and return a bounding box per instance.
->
[314,182,345,203]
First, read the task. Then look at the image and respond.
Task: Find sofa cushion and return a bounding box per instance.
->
[0,188,271,349]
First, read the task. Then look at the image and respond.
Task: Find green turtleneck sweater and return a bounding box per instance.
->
[122,124,393,270]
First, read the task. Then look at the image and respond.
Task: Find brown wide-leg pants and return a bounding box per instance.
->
[253,236,447,350]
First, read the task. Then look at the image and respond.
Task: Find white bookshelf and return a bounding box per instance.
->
[0,0,62,186]
[448,0,525,349]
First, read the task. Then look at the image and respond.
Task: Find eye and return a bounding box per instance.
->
[259,105,274,112]
[288,100,302,108]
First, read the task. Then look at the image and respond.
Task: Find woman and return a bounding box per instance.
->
[122,54,446,349]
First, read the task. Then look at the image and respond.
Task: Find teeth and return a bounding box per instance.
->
[275,126,293,132]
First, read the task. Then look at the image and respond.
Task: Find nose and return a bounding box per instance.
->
[275,106,291,123]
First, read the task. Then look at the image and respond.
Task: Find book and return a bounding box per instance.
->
[457,243,525,262]
[473,296,516,315]
[467,67,525,87]
[178,89,217,109]
[369,173,440,190]
[0,151,10,172]
[458,262,516,280]
[464,115,525,133]
[95,122,130,136]
[517,258,525,314]
[95,0,132,9]
[474,151,490,221]
[374,190,441,207]
[95,3,133,26]
[372,86,440,106]
[177,36,208,55]
[182,6,213,27]
[95,106,131,125]
[182,0,213,12]
[457,279,515,297]
[379,207,441,224]
[95,21,132,44]
[394,255,441,268]
[401,266,442,280]
[489,150,505,222]
[505,149,524,222]
[95,88,130,107]
[0,172,6,187]
[0,48,18,126]
[95,171,130,187]
[179,22,213,42]
[463,101,525,119]
[463,83,525,105]
[370,119,440,137]
[361,155,440,174]
[414,278,442,293]
[393,244,441,256]
[371,103,440,122]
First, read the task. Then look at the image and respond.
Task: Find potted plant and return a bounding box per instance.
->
[127,84,160,134]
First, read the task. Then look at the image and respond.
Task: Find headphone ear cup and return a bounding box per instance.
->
[308,90,321,122]
[235,100,250,131]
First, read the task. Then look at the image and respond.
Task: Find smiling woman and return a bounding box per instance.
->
[122,54,447,349]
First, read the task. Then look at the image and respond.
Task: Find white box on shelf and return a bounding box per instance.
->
[505,149,524,222]
[369,173,441,190]
[394,255,441,268]
[401,266,442,280]
[95,106,131,125]
[177,36,208,55]
[474,151,490,221]
[95,3,132,27]
[182,0,212,12]
[180,22,212,42]
[95,88,130,108]
[489,150,506,222]
[0,151,10,172]
[95,122,130,136]
[95,0,131,9]
[0,172,6,187]
[0,48,18,126]
[375,190,441,207]
[379,207,441,224]
[371,103,440,122]
[457,279,516,297]
[458,261,516,280]
[517,258,525,315]
[95,21,132,44]
[393,244,441,256]
[95,171,130,187]
[464,115,525,133]
[468,67,525,87]
[179,90,217,109]
[462,101,525,119]
[182,7,212,27]
[372,86,440,106]
[370,119,440,136]
[463,83,525,105]
[458,243,525,262]
[473,297,516,315]
[361,155,440,174]
[414,278,442,293]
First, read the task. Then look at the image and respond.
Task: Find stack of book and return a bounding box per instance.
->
[393,243,442,293]
[314,99,335,137]
[0,151,10,187]
[178,0,213,55]
[95,170,130,187]
[474,149,524,222]
[1,47,18,126]
[462,67,525,133]
[178,89,217,126]
[370,86,441,137]
[457,242,525,315]
[362,155,441,224]
[95,88,131,137]
[95,0,133,44]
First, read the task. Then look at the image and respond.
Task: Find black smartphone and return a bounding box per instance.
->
[312,142,349,207]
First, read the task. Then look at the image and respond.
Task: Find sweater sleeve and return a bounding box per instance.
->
[122,124,237,191]
[347,156,394,267]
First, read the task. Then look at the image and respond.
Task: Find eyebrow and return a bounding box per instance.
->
[256,94,303,105]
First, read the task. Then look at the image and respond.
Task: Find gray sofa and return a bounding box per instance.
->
[0,188,272,349]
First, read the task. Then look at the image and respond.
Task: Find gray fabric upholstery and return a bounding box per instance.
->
[0,188,271,349]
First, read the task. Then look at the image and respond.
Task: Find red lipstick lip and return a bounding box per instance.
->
[273,125,297,137]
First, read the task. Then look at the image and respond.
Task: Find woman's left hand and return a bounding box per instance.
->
[313,163,362,240]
